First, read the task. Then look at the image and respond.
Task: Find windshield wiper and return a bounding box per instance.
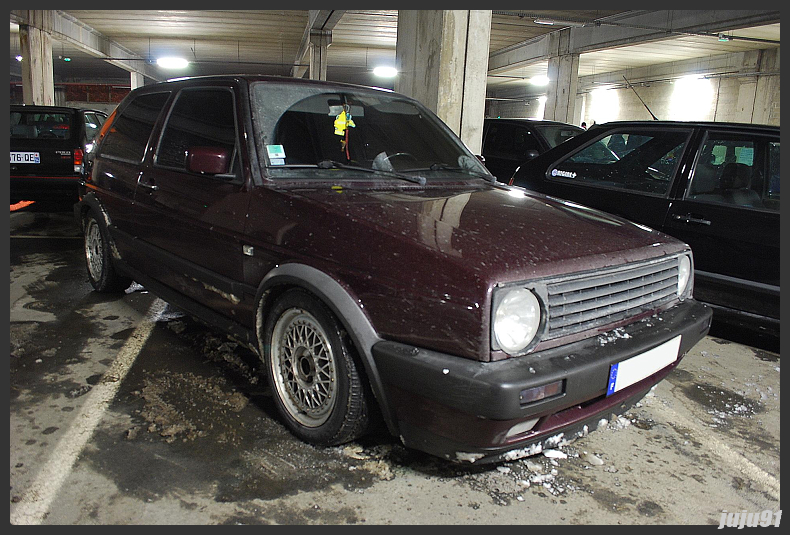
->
[420,162,495,182]
[317,159,426,185]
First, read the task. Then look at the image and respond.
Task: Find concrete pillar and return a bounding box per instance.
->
[130,71,145,90]
[733,49,760,124]
[544,29,579,124]
[19,10,55,106]
[752,48,780,125]
[309,30,332,81]
[395,10,492,154]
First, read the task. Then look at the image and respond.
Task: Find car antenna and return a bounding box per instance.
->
[623,76,659,121]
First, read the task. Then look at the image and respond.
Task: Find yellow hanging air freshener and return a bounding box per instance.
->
[334,109,355,136]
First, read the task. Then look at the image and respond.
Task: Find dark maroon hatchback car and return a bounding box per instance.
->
[75,75,711,463]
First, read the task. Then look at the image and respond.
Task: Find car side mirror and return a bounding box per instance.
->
[186,146,230,175]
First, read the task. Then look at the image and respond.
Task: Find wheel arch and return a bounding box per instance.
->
[75,192,124,264]
[254,263,400,438]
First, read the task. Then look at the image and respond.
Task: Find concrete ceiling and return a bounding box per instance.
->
[9,10,781,93]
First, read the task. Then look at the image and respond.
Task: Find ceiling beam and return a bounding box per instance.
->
[291,10,346,78]
[488,10,781,74]
[10,9,162,81]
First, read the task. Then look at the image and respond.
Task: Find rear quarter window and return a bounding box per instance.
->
[99,92,170,163]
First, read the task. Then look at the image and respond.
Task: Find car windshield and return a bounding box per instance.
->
[10,110,74,140]
[250,81,491,183]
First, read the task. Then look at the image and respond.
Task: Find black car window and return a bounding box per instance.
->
[83,113,104,141]
[549,130,690,196]
[484,123,541,159]
[10,110,73,140]
[155,87,238,177]
[534,124,583,149]
[100,92,170,163]
[687,132,779,212]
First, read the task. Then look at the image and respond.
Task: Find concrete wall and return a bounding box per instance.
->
[487,47,780,127]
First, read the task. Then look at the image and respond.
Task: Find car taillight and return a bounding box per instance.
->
[74,148,84,173]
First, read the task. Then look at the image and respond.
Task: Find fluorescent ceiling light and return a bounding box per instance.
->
[530,75,550,86]
[534,19,555,25]
[157,57,189,69]
[373,66,398,78]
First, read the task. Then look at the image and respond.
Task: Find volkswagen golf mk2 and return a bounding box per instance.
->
[76,76,711,463]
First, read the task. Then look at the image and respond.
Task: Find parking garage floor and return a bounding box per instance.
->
[9,204,780,525]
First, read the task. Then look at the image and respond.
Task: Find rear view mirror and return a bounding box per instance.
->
[186,146,230,175]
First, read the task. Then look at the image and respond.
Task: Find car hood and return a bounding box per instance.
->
[288,182,685,284]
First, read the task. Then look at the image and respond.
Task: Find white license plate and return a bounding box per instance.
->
[11,152,40,164]
[606,335,681,396]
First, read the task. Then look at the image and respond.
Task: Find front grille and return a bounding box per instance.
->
[544,256,679,340]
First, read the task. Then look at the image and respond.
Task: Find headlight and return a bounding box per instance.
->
[492,287,542,354]
[677,254,692,298]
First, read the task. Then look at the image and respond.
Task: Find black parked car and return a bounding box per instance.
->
[511,121,779,346]
[74,77,710,463]
[10,104,108,204]
[481,118,583,181]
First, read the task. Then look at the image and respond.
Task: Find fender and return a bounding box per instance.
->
[254,263,400,437]
[73,191,126,265]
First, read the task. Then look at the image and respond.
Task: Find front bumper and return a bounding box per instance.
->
[372,299,712,463]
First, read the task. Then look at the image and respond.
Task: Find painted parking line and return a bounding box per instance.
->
[649,398,780,500]
[10,299,167,525]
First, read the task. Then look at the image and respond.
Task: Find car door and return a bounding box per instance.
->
[132,84,251,319]
[89,91,171,264]
[662,128,780,322]
[531,126,694,232]
[482,122,543,182]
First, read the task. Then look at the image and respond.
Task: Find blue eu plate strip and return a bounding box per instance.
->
[607,364,619,396]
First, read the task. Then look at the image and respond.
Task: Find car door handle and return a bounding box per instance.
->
[672,214,711,226]
[138,181,159,191]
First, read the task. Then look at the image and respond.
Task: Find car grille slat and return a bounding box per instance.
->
[543,257,679,340]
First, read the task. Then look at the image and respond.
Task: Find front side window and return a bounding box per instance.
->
[251,82,490,183]
[687,132,778,212]
[155,87,238,176]
[548,129,691,196]
[100,92,170,163]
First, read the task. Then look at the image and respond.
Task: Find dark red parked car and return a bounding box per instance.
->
[75,76,711,463]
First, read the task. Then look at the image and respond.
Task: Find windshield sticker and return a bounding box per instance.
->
[266,144,286,165]
[551,168,577,179]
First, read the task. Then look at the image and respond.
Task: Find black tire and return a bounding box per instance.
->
[83,211,132,293]
[261,289,370,446]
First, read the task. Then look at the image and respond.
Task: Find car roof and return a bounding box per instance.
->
[589,120,778,132]
[131,74,397,96]
[10,104,106,114]
[485,117,582,128]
